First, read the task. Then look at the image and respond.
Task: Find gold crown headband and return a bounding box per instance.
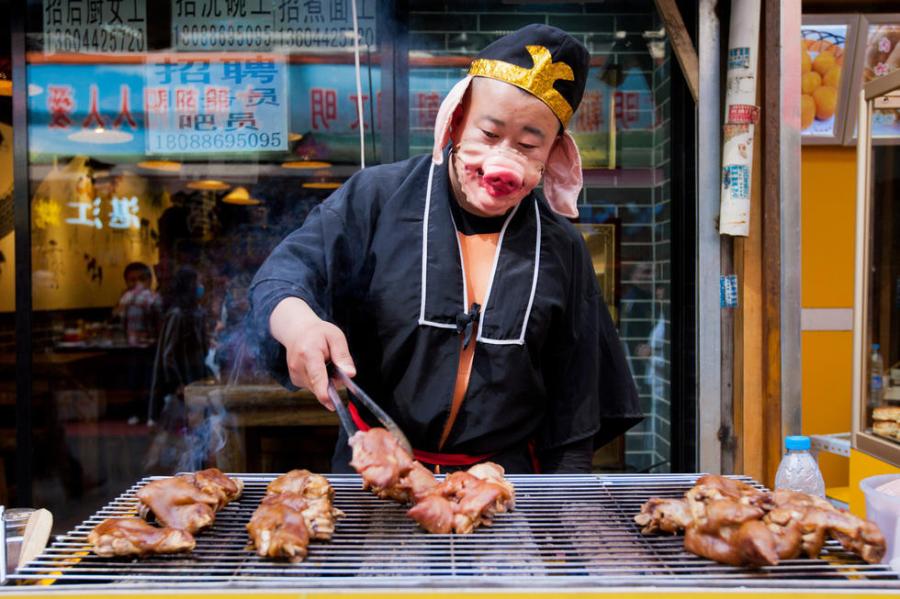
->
[468,45,575,126]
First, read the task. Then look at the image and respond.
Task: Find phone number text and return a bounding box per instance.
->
[44,27,146,53]
[174,24,376,49]
[149,132,285,153]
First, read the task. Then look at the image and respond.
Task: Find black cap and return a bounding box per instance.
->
[468,24,590,127]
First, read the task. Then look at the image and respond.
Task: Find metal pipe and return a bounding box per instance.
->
[778,0,803,439]
[851,90,872,448]
[697,0,723,475]
[0,505,7,586]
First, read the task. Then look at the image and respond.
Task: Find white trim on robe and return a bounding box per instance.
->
[417,160,542,345]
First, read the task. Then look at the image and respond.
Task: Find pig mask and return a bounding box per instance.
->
[432,76,583,219]
[452,141,544,214]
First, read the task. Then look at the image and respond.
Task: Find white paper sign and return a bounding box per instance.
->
[145,53,289,155]
[43,0,147,54]
[719,0,761,237]
[171,0,377,51]
[172,0,276,51]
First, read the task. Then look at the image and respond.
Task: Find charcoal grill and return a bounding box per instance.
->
[5,474,900,592]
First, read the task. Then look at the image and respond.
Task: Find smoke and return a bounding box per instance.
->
[177,390,231,473]
[176,331,255,473]
[143,390,231,475]
[143,290,272,474]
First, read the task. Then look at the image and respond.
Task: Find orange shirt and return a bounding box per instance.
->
[438,230,501,449]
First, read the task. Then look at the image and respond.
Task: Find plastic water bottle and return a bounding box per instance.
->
[774,435,826,498]
[869,343,885,408]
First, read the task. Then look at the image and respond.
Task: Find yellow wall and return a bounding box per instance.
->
[800,146,857,488]
[801,331,853,485]
[17,157,165,313]
[800,146,857,308]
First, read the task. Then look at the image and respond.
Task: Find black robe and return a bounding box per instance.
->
[249,152,642,472]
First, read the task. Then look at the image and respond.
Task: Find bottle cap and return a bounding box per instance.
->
[785,435,811,451]
[873,343,880,351]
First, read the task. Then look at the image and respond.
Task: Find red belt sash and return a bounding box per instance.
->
[347,402,493,467]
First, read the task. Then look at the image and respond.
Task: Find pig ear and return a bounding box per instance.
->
[432,76,473,165]
[542,130,582,218]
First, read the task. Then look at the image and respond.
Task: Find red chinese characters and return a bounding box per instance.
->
[310,88,337,130]
[614,91,639,130]
[349,93,370,130]
[48,85,76,129]
[415,92,440,129]
[145,87,170,114]
[574,90,603,133]
[175,87,199,114]
[113,85,138,130]
[204,86,230,115]
[82,85,107,129]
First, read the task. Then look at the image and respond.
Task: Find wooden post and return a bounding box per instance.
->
[653,0,700,103]
[717,0,800,487]
[735,123,766,482]
[760,0,787,486]
[732,17,766,482]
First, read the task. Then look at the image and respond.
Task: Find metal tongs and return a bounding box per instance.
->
[326,364,413,455]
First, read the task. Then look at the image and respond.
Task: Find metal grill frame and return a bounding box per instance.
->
[6,473,900,592]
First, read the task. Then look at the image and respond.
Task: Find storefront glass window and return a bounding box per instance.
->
[11,0,678,532]
[865,144,900,439]
[22,0,383,531]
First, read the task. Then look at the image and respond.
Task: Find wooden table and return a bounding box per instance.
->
[0,350,106,368]
[183,379,340,472]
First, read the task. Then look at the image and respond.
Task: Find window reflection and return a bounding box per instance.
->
[24,0,382,530]
[8,0,678,531]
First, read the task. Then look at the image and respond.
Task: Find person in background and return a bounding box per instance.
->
[115,262,162,426]
[156,192,191,297]
[212,269,256,384]
[115,262,162,347]
[148,266,210,427]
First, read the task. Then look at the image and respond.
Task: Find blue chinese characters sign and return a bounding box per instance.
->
[144,54,288,154]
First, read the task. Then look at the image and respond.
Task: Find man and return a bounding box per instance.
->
[250,25,642,473]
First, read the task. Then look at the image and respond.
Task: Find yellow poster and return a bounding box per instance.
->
[28,156,164,311]
[801,25,848,136]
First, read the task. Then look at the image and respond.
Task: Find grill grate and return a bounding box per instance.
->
[8,474,900,590]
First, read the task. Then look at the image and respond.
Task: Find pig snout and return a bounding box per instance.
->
[480,159,524,197]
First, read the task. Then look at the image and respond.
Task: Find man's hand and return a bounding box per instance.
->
[269,297,356,410]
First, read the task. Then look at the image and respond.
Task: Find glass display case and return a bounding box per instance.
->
[853,68,900,466]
